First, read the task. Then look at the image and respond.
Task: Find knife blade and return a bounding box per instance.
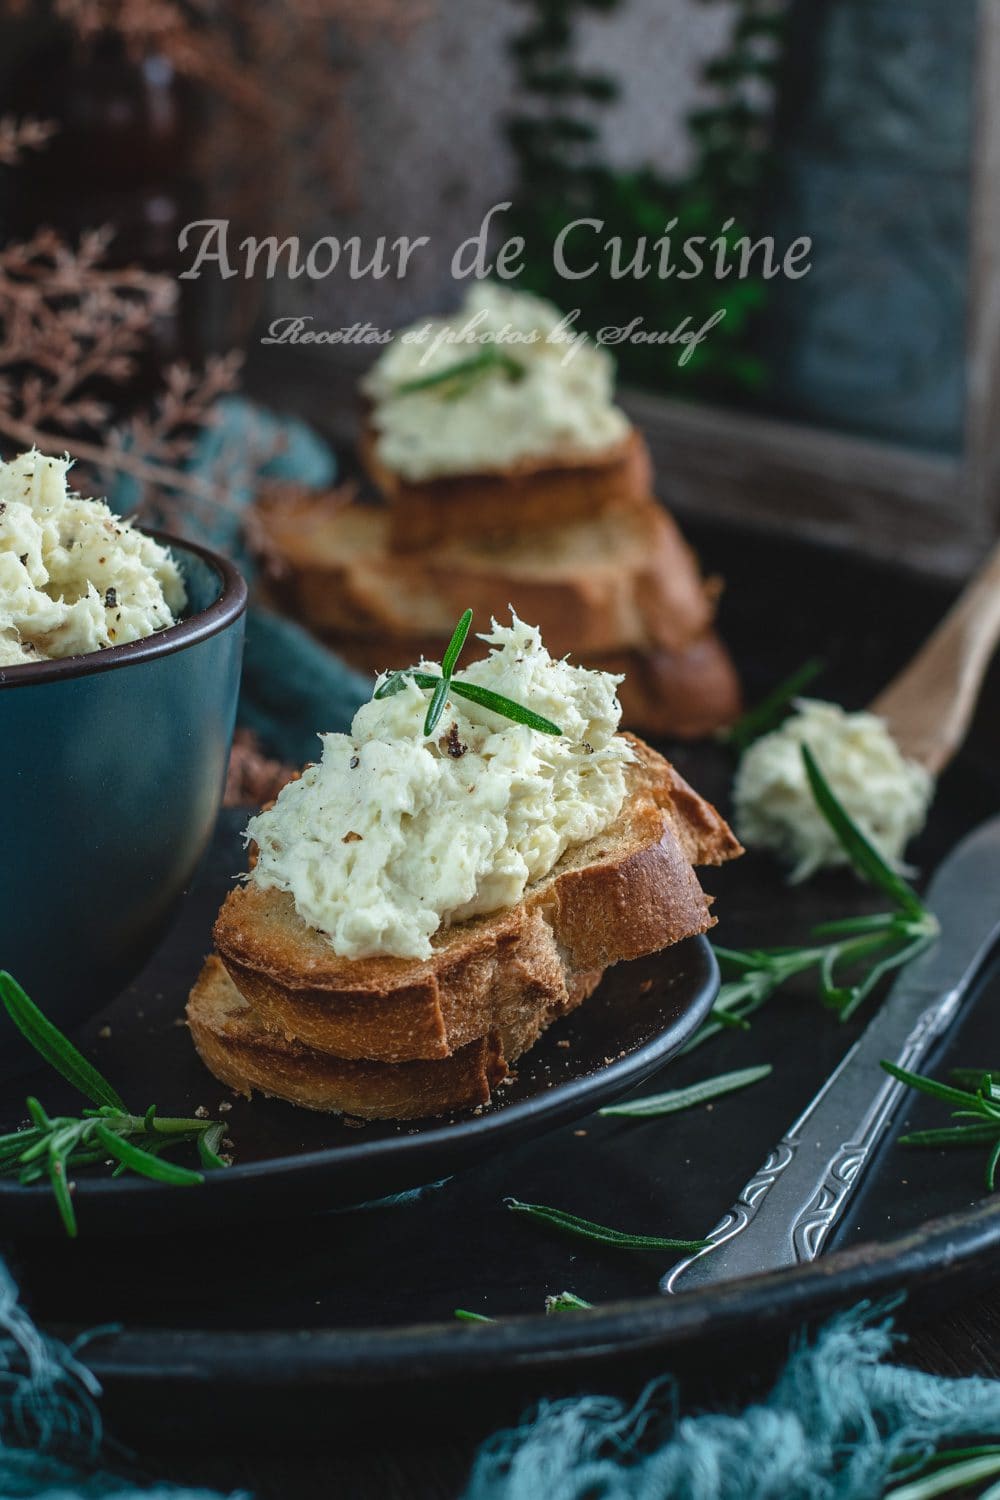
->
[661,814,1000,1295]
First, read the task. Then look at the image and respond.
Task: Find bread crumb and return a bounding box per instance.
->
[556,1039,571,1050]
[574,1129,587,1137]
[639,979,654,995]
[342,1115,366,1129]
[219,1101,232,1113]
[194,1105,210,1120]
[97,1025,112,1039]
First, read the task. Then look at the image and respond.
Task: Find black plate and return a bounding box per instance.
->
[8,517,1000,1443]
[0,814,718,1236]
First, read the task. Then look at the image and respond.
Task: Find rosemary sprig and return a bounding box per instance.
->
[374,609,564,738]
[453,1289,593,1323]
[544,1290,593,1313]
[504,1197,708,1253]
[0,970,228,1236]
[688,747,938,1051]
[395,346,525,398]
[599,1063,772,1118]
[725,657,824,752]
[886,1446,1000,1500]
[883,1061,1000,1190]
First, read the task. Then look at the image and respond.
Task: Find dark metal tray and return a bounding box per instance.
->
[7,520,1000,1442]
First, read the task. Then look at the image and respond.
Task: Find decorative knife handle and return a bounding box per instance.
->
[661,973,963,1295]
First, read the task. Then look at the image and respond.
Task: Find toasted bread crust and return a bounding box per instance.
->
[187,956,603,1119]
[253,489,717,658]
[359,421,653,553]
[212,739,741,1063]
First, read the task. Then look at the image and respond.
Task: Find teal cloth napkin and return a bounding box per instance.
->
[6,1276,1000,1499]
[110,394,372,764]
[464,1302,1000,1500]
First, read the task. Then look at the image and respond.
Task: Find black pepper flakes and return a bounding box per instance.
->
[349,755,360,769]
[18,554,27,567]
[105,587,117,609]
[443,723,468,759]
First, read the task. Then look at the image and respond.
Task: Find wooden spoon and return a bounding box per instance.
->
[870,540,1000,775]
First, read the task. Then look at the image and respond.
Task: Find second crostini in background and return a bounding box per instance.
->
[251,283,742,741]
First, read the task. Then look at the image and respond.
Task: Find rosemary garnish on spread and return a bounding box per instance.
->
[374,608,564,739]
[395,346,525,399]
[688,747,938,1052]
[0,971,228,1237]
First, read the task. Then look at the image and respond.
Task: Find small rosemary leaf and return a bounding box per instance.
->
[810,913,900,939]
[0,971,126,1111]
[396,348,521,396]
[449,681,562,735]
[423,676,450,738]
[987,1136,1000,1192]
[599,1064,772,1118]
[887,1452,1000,1500]
[373,670,408,701]
[951,1068,1000,1092]
[441,609,473,679]
[898,1125,1000,1148]
[836,933,936,1024]
[93,1123,203,1186]
[801,747,926,920]
[504,1198,708,1252]
[881,1061,978,1108]
[726,657,824,752]
[545,1291,594,1313]
[712,946,765,973]
[25,1096,51,1129]
[818,947,854,1012]
[48,1154,77,1238]
[454,1308,494,1323]
[198,1122,228,1171]
[900,1446,1000,1478]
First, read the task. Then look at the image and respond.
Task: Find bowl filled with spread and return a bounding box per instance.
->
[0,449,247,1070]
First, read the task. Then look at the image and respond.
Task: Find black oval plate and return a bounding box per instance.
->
[0,813,719,1236]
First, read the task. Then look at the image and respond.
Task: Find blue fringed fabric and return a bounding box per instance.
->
[109,394,373,761]
[463,1303,1000,1500]
[0,1264,237,1499]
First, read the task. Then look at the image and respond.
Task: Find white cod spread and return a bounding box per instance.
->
[246,617,634,960]
[733,698,934,882]
[362,283,631,481]
[0,450,185,666]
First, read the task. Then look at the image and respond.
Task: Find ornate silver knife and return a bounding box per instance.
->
[662,814,1000,1294]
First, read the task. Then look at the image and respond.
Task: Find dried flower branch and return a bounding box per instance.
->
[0,221,243,525]
[0,115,58,165]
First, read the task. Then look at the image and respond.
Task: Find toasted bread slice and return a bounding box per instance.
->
[359,420,653,553]
[326,629,742,741]
[187,956,603,1119]
[254,487,717,658]
[212,738,741,1064]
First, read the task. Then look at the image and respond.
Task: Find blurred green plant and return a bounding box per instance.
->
[506,0,789,400]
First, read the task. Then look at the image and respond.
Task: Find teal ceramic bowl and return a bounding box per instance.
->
[0,533,247,1076]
